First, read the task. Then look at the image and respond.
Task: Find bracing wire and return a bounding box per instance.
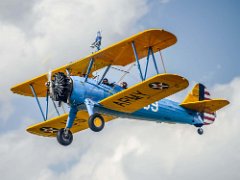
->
[108,63,136,93]
[159,50,167,73]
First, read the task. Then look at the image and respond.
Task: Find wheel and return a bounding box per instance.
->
[57,128,73,146]
[88,113,105,132]
[197,128,204,135]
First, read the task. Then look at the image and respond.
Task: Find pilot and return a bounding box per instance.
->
[102,78,109,85]
[120,82,128,89]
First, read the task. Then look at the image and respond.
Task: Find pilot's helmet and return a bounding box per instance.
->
[121,81,128,89]
[103,78,109,84]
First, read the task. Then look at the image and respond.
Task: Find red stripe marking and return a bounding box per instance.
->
[204,116,215,121]
[204,91,210,96]
[204,112,216,117]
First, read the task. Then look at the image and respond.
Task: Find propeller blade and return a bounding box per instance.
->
[48,70,52,82]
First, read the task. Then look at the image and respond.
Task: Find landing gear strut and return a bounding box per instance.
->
[197,128,204,135]
[88,113,105,132]
[57,128,73,146]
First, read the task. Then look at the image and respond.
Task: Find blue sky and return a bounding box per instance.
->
[140,0,240,85]
[0,0,240,180]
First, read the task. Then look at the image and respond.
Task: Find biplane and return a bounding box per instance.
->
[11,29,229,146]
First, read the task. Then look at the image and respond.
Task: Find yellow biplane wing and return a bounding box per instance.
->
[11,29,176,97]
[26,110,116,137]
[180,99,229,113]
[99,74,189,113]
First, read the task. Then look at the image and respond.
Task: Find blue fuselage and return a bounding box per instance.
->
[69,76,203,126]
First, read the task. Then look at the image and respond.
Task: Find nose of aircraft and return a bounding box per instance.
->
[49,72,72,103]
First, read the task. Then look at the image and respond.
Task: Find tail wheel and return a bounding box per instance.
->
[197,128,204,135]
[88,113,105,132]
[57,128,73,146]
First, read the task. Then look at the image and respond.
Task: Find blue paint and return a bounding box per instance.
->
[66,106,78,129]
[150,47,159,74]
[199,83,205,101]
[131,41,144,81]
[144,47,151,80]
[29,84,46,121]
[85,58,94,82]
[84,98,95,116]
[69,76,204,126]
[45,91,49,120]
[98,65,111,85]
[94,99,202,125]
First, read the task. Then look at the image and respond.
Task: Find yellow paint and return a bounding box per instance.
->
[99,74,189,113]
[11,29,176,97]
[180,99,230,113]
[182,84,200,103]
[93,117,102,127]
[26,110,115,137]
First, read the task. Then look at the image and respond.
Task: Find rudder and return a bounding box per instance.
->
[181,83,228,125]
[182,83,209,103]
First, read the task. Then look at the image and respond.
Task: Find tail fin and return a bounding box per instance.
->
[181,83,229,125]
[182,83,210,103]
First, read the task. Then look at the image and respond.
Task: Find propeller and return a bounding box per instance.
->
[46,70,52,94]
[47,70,52,85]
[47,72,72,103]
[45,70,52,120]
[42,54,72,119]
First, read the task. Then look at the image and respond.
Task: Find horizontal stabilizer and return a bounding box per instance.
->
[180,99,229,113]
[26,111,115,137]
[99,74,189,113]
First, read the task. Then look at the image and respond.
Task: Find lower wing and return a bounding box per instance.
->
[26,110,116,137]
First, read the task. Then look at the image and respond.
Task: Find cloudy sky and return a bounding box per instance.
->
[0,0,240,179]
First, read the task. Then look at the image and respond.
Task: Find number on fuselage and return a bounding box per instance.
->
[144,102,158,112]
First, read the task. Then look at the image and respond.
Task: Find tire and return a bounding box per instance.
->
[88,113,105,132]
[197,128,204,135]
[57,128,73,146]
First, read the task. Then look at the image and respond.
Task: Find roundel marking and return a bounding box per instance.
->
[149,82,169,90]
[40,127,59,133]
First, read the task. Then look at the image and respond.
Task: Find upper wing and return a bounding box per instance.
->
[180,99,230,113]
[99,74,189,113]
[26,110,116,137]
[11,29,176,97]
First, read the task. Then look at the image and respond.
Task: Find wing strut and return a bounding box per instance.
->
[45,91,49,120]
[84,57,95,82]
[29,84,46,121]
[150,47,160,74]
[144,47,151,80]
[131,42,161,81]
[131,41,144,81]
[98,64,111,85]
[143,47,160,80]
[52,99,60,116]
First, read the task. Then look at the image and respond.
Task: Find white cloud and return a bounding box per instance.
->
[1,76,238,180]
[0,0,149,123]
[0,0,38,27]
[1,0,148,83]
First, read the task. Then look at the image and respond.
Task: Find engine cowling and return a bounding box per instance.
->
[50,72,72,103]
